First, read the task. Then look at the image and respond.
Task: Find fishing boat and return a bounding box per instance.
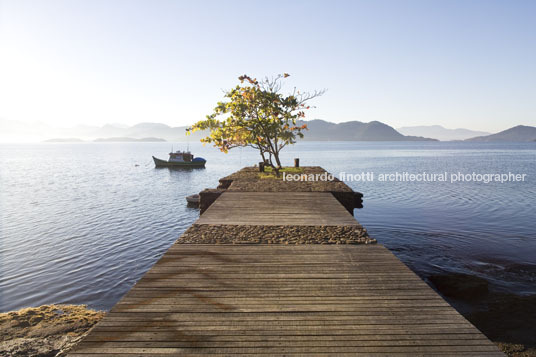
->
[153,149,206,168]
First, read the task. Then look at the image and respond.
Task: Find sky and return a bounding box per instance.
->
[0,0,535,132]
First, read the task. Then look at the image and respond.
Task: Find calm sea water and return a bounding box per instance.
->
[1,141,535,312]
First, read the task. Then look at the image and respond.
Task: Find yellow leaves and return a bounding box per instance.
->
[192,73,320,158]
[238,74,258,86]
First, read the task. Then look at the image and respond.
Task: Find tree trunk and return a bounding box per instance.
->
[267,152,274,168]
[273,152,282,168]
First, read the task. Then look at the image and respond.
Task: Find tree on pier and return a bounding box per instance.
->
[187,74,323,171]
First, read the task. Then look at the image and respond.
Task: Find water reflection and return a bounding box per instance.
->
[0,141,534,312]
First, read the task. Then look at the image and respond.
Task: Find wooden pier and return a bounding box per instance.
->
[69,169,502,356]
[196,192,359,226]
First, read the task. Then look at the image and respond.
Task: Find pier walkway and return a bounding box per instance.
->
[70,186,502,355]
[196,192,358,226]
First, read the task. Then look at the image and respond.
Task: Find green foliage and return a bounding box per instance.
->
[264,166,303,174]
[188,74,323,169]
[259,166,304,179]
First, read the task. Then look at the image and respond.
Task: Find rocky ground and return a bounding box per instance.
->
[0,304,104,357]
[179,224,376,245]
[220,166,354,192]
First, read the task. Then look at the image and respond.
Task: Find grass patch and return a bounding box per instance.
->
[258,166,303,179]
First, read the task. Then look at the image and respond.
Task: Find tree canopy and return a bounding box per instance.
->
[187,73,324,169]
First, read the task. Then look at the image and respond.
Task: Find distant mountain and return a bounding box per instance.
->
[91,124,127,138]
[300,120,436,141]
[93,137,166,142]
[0,118,57,142]
[0,118,208,142]
[465,125,536,142]
[61,124,100,137]
[112,120,435,142]
[124,123,193,140]
[86,122,207,141]
[398,125,490,141]
[1,118,437,142]
[44,138,85,142]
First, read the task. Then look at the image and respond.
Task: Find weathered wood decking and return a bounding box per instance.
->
[70,190,502,356]
[196,192,358,226]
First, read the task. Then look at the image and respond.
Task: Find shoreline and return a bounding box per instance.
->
[0,304,104,357]
[2,167,533,356]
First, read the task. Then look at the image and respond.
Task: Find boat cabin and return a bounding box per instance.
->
[169,150,193,162]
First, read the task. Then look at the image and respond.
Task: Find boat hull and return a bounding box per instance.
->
[153,156,206,168]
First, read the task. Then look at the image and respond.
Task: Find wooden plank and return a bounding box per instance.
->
[195,192,358,226]
[76,340,497,349]
[153,256,406,265]
[91,326,482,335]
[100,310,463,319]
[70,245,501,356]
[118,291,439,298]
[69,352,504,357]
[86,329,485,342]
[117,297,450,305]
[71,345,502,354]
[92,325,480,333]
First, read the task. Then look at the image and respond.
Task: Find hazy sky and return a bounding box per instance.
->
[1,0,535,132]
